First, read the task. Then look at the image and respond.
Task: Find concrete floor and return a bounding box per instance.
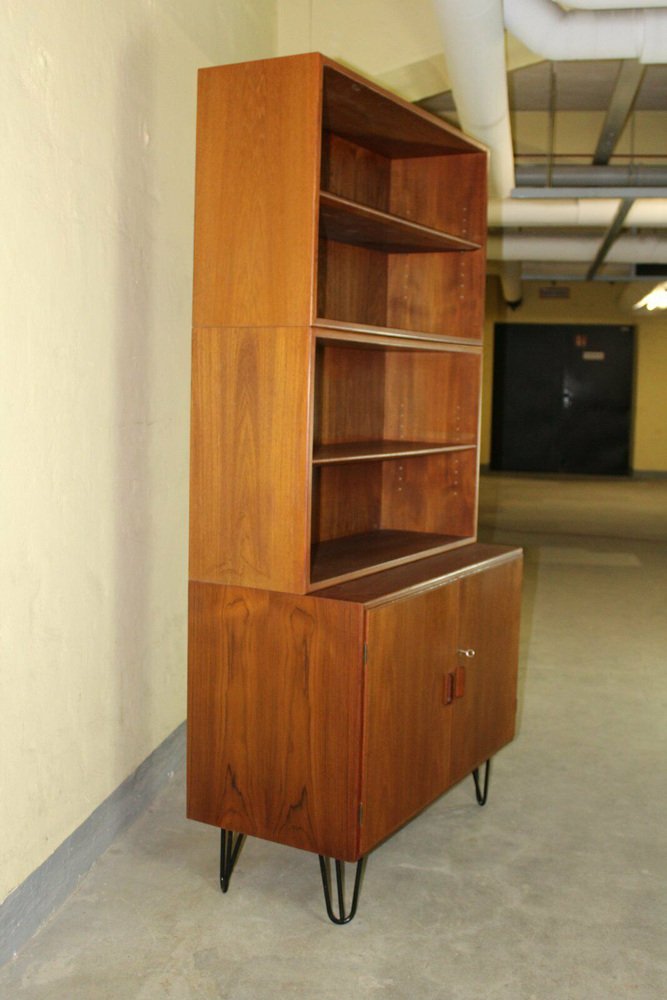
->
[2,474,666,999]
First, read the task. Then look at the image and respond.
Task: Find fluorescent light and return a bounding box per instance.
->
[634,282,667,311]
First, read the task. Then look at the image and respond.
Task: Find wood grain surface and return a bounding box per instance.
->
[189,326,312,593]
[449,556,523,784]
[192,56,321,327]
[187,583,365,860]
[360,584,458,853]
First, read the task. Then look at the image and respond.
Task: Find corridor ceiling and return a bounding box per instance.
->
[420,0,667,295]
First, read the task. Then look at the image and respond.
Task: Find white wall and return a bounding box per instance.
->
[277,0,448,99]
[0,0,276,904]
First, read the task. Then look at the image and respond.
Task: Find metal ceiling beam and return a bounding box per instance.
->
[513,187,667,199]
[512,274,639,283]
[593,60,645,165]
[586,198,635,280]
[516,164,667,186]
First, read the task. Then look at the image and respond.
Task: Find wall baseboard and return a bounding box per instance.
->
[0,721,186,967]
[632,469,667,479]
[481,466,667,480]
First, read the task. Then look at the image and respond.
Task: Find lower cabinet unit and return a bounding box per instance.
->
[187,543,522,920]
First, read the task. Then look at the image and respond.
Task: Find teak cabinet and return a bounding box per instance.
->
[187,53,522,923]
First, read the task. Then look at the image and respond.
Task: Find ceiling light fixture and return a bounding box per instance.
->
[634,282,667,311]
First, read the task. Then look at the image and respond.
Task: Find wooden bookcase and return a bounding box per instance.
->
[187,53,522,923]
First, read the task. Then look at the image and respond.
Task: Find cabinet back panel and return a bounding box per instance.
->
[321,133,391,212]
[312,464,383,543]
[314,342,386,446]
[313,451,477,543]
[314,343,481,447]
[317,240,388,327]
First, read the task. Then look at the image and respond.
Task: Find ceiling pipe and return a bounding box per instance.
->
[432,1,667,226]
[517,164,667,186]
[487,232,667,260]
[431,0,667,301]
[431,0,515,198]
[500,262,524,308]
[489,198,619,226]
[488,197,667,226]
[626,199,667,224]
[561,1,667,9]
[503,0,667,63]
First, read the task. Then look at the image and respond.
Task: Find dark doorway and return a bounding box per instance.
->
[491,323,634,476]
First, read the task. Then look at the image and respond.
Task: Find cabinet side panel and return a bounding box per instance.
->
[193,57,321,327]
[187,584,364,861]
[450,556,523,784]
[189,327,311,593]
[387,250,486,341]
[390,152,487,244]
[312,463,383,543]
[314,342,386,446]
[381,450,478,537]
[361,586,458,854]
[317,240,388,326]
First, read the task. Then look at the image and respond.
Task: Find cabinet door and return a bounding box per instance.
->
[187,583,365,861]
[449,558,522,785]
[360,585,458,854]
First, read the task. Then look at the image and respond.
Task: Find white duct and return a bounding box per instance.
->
[434,0,667,212]
[500,261,523,304]
[432,0,667,285]
[562,1,667,9]
[627,200,667,225]
[488,232,667,260]
[504,0,667,63]
[489,199,619,227]
[432,0,514,197]
[488,198,667,226]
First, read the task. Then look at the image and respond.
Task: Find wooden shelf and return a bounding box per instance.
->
[314,318,482,350]
[313,440,476,465]
[319,192,481,254]
[191,52,485,595]
[309,529,473,588]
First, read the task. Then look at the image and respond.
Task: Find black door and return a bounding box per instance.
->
[491,324,634,475]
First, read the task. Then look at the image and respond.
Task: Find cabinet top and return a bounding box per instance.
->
[199,52,487,160]
[315,544,523,608]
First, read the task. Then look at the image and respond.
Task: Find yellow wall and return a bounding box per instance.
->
[0,0,276,906]
[481,279,667,472]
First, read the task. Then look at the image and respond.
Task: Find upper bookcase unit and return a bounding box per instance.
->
[192,53,487,343]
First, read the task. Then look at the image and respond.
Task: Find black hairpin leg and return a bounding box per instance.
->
[318,855,366,925]
[472,759,491,806]
[220,829,246,893]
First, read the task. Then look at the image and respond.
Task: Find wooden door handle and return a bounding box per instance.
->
[444,672,455,705]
